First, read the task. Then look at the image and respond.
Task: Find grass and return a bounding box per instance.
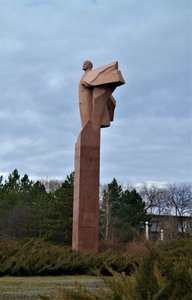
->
[0,276,105,300]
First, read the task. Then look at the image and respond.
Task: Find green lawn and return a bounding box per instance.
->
[0,276,105,299]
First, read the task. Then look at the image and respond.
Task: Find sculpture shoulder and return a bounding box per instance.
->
[83,62,125,87]
[79,74,92,88]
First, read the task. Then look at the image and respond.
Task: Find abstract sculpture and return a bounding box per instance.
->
[72,61,125,252]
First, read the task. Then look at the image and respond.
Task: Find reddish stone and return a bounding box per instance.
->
[72,61,125,252]
[72,122,100,252]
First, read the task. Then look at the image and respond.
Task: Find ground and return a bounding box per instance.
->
[0,276,105,299]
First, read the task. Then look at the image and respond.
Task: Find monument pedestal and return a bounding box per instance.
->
[72,122,100,252]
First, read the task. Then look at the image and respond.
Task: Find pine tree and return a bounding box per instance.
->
[100,179,149,244]
[45,172,74,244]
[115,189,149,242]
[100,178,122,241]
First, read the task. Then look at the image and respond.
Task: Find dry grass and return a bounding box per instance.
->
[0,276,105,300]
[126,240,150,256]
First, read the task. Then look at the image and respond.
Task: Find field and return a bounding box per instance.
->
[0,276,105,300]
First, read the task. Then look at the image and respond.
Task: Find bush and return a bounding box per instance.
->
[0,238,135,276]
[1,238,192,299]
[38,238,192,300]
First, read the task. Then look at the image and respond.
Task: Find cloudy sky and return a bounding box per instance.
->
[0,0,191,185]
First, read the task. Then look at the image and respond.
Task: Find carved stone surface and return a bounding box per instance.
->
[72,122,100,252]
[79,61,125,128]
[72,61,125,252]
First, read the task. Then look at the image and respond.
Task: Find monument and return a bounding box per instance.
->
[72,60,125,252]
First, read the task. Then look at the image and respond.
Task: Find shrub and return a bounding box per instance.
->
[0,238,135,276]
[38,238,192,300]
[0,238,192,299]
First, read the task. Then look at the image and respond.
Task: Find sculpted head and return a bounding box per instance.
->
[82,60,93,71]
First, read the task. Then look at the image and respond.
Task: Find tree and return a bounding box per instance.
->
[139,183,192,238]
[118,189,148,227]
[20,174,34,194]
[0,169,75,244]
[100,178,122,242]
[25,180,49,238]
[0,169,22,236]
[114,189,149,242]
[167,183,192,236]
[140,183,170,215]
[100,179,149,244]
[41,178,62,193]
[0,170,49,239]
[45,172,74,244]
[3,169,20,193]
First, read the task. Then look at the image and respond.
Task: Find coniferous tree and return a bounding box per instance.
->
[25,181,49,238]
[115,189,149,242]
[0,170,26,238]
[0,170,49,239]
[45,172,74,244]
[100,178,122,241]
[0,169,74,243]
[100,179,149,244]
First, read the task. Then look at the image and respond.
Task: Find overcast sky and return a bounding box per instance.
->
[0,0,191,186]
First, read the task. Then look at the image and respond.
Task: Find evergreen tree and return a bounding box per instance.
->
[115,188,149,242]
[25,181,49,238]
[0,170,27,238]
[0,170,21,219]
[100,178,122,241]
[118,189,148,227]
[108,178,123,215]
[0,170,49,239]
[0,169,74,243]
[20,174,34,194]
[3,169,20,192]
[45,172,74,244]
[100,179,149,244]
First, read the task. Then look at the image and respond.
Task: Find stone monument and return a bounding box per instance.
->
[72,60,125,252]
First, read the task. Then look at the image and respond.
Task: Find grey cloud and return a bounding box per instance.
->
[0,0,191,185]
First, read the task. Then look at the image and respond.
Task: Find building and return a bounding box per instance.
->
[149,214,192,241]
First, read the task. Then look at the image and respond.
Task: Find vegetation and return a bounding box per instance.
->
[0,239,134,276]
[140,182,192,237]
[0,170,191,246]
[0,276,104,300]
[39,238,192,300]
[0,169,191,299]
[100,178,150,245]
[0,170,74,245]
[0,170,150,246]
[0,238,191,299]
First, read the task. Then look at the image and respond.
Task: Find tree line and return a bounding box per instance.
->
[100,179,192,244]
[0,169,73,244]
[0,169,191,245]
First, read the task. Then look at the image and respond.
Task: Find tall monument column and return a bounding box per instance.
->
[72,60,125,252]
[72,122,100,252]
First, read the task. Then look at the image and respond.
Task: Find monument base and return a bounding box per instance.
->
[72,122,100,252]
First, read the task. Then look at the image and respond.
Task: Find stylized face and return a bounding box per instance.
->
[82,60,92,71]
